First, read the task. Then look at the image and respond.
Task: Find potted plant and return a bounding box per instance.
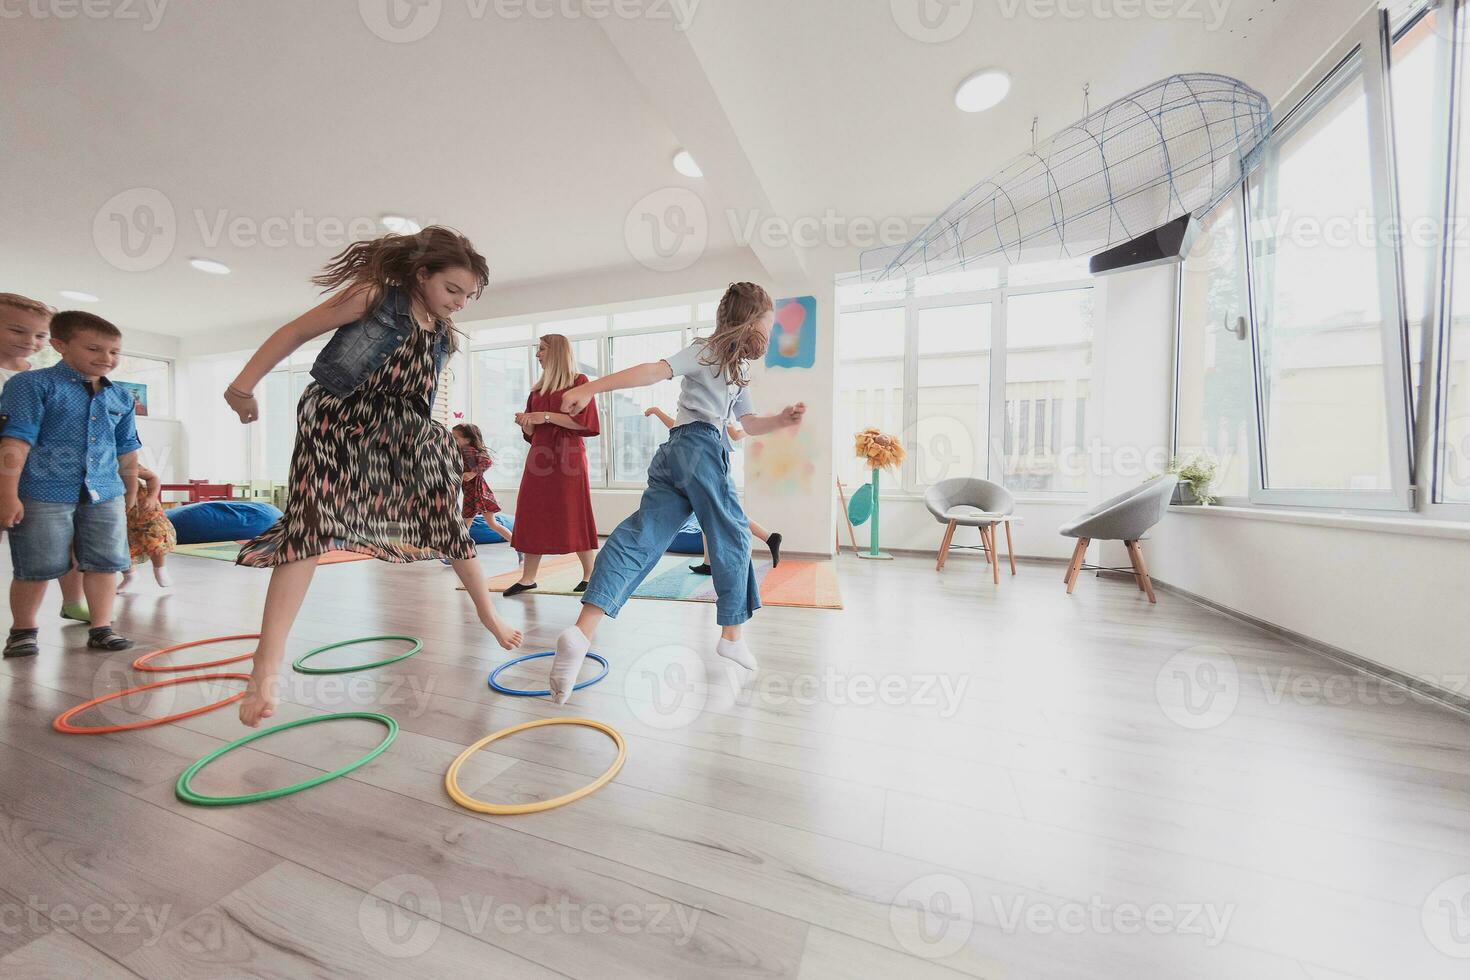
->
[1168,452,1218,505]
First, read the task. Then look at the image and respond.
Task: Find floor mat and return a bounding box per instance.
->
[467,554,843,609]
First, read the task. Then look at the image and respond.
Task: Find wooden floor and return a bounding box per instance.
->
[2,543,1469,979]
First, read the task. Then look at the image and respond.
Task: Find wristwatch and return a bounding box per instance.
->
[544,412,550,424]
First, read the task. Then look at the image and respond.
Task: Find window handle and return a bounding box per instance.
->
[1228,315,1248,341]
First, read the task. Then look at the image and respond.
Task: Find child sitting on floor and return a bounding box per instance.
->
[120,465,176,591]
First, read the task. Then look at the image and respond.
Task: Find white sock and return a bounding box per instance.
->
[153,565,172,588]
[716,637,757,670]
[550,626,591,704]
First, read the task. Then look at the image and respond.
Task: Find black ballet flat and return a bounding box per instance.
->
[502,582,538,597]
[689,563,712,576]
[574,581,589,593]
[766,532,783,568]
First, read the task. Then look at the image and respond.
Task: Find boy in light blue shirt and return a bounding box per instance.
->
[1,311,140,657]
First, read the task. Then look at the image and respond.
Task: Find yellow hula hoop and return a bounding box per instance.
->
[445,717,627,815]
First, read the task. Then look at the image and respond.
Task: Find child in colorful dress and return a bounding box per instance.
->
[223,226,524,726]
[546,282,806,702]
[120,465,175,591]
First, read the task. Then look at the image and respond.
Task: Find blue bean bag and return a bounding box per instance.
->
[165,500,282,545]
[668,515,704,555]
[469,513,514,544]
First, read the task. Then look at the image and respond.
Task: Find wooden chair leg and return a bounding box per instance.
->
[1004,520,1017,576]
[1064,538,1089,594]
[936,520,957,571]
[987,526,1000,585]
[1130,540,1157,604]
[978,527,991,564]
[1123,540,1147,592]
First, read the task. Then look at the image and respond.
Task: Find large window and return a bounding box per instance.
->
[836,262,1096,495]
[609,330,682,484]
[1004,289,1093,493]
[1175,194,1254,500]
[470,346,534,489]
[1247,43,1407,499]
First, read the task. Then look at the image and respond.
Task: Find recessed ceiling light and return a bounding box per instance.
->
[672,150,703,178]
[189,258,231,275]
[381,214,422,234]
[59,290,99,303]
[955,69,1011,113]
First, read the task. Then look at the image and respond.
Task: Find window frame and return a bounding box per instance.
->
[1242,6,1416,511]
[1425,0,1470,517]
[837,266,1098,499]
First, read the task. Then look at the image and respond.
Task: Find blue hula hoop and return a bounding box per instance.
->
[488,651,610,697]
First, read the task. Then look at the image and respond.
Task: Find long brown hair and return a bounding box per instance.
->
[699,282,772,388]
[452,422,489,456]
[313,226,488,353]
[532,333,578,396]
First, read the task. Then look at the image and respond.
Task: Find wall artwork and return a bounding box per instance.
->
[766,295,816,370]
[116,380,149,416]
[748,426,817,496]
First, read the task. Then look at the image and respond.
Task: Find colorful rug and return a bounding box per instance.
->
[464,554,843,610]
[172,541,373,566]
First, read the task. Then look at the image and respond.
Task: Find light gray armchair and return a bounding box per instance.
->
[1059,475,1178,603]
[924,478,1016,584]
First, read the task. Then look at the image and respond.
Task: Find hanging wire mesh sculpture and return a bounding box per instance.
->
[860,73,1273,285]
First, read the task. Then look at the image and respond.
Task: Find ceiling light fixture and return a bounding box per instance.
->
[381,214,422,234]
[672,150,703,178]
[58,290,99,303]
[955,69,1011,113]
[189,258,231,275]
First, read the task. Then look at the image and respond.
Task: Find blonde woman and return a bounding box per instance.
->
[504,333,600,595]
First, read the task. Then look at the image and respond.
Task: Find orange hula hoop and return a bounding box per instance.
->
[131,634,260,672]
[53,673,252,734]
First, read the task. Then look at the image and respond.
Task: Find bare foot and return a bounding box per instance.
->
[238,669,279,727]
[481,609,523,650]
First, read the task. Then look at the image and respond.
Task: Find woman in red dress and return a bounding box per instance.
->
[505,333,600,595]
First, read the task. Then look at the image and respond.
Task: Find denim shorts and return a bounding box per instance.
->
[8,496,130,580]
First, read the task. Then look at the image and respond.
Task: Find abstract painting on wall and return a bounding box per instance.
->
[748,427,817,496]
[766,295,816,370]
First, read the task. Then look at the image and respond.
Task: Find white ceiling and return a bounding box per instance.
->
[1,0,1371,340]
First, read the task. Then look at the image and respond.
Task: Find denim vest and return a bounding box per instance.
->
[310,286,449,407]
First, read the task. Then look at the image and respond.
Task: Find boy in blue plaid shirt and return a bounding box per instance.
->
[1,311,140,656]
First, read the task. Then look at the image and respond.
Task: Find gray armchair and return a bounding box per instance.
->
[924,478,1016,583]
[1059,475,1177,602]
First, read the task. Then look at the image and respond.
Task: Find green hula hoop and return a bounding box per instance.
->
[175,711,398,806]
[291,635,423,674]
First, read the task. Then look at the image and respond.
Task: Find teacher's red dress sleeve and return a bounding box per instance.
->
[570,374,600,437]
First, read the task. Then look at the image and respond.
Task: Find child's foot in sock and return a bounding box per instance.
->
[116,569,134,594]
[766,532,782,568]
[4,629,39,659]
[550,626,590,704]
[153,565,173,588]
[716,637,757,670]
[60,601,90,623]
